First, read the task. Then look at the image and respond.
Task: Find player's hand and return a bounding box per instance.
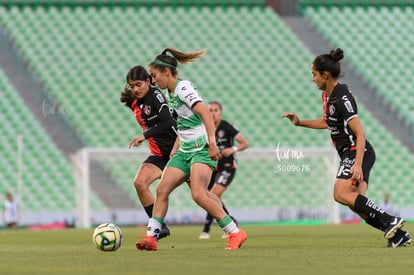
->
[350,164,363,182]
[281,112,300,126]
[128,136,145,148]
[208,143,221,161]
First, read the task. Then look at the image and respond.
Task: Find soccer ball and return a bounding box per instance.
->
[92,223,122,251]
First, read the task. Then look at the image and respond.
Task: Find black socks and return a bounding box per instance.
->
[354,194,393,224]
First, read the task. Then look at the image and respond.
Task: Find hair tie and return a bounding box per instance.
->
[152,59,176,69]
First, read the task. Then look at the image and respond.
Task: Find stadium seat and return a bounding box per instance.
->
[0,2,412,216]
[0,67,76,211]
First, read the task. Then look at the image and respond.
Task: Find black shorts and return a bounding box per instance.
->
[143,155,169,171]
[208,166,237,189]
[336,142,376,184]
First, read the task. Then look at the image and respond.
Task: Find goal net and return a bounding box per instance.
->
[72,146,339,228]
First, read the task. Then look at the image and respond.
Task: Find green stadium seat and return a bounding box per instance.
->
[0,67,77,212]
[0,2,412,216]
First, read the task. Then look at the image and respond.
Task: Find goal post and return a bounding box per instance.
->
[71,146,339,228]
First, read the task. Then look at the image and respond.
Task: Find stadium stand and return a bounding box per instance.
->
[300,2,414,127]
[0,67,76,211]
[4,5,329,147]
[299,0,412,6]
[0,1,412,222]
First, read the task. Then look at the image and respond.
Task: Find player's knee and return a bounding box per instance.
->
[191,192,201,203]
[333,192,342,204]
[134,179,149,192]
[190,189,206,204]
[155,184,171,200]
[333,191,351,206]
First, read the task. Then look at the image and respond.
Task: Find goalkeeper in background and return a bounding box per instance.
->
[120,65,177,240]
[283,48,410,248]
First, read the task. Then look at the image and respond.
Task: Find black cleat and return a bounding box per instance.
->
[384,217,405,239]
[387,230,411,248]
[157,223,170,240]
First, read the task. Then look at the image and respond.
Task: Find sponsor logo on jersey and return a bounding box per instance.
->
[185,92,198,103]
[328,126,339,135]
[341,95,355,113]
[344,101,354,113]
[156,93,165,103]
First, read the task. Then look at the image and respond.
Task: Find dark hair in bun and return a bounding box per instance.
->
[313,48,344,78]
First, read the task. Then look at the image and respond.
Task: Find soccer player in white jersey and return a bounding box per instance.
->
[136,48,247,251]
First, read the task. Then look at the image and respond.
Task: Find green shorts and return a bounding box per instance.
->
[167,147,218,176]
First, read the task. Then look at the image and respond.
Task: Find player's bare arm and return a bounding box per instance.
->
[170,136,180,159]
[192,102,221,160]
[347,116,366,182]
[282,113,327,129]
[128,135,145,148]
[221,133,249,157]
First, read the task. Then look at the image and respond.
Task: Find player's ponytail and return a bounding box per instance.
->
[312,48,344,78]
[150,48,206,77]
[329,48,344,62]
[162,48,206,64]
[120,86,134,108]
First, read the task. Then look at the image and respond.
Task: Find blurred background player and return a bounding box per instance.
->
[136,48,247,251]
[282,48,410,248]
[120,65,177,239]
[199,101,249,239]
[379,193,395,216]
[3,192,19,229]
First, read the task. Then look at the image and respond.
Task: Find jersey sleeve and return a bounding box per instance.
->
[152,89,170,113]
[176,81,203,108]
[227,122,240,139]
[336,90,358,122]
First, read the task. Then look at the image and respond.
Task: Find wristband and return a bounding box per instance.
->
[232,146,238,152]
[208,136,217,145]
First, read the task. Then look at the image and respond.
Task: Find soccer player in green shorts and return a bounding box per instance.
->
[136,48,247,251]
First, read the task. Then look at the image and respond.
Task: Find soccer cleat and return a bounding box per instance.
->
[225,230,247,250]
[158,223,170,240]
[199,232,210,239]
[136,236,158,251]
[387,231,412,248]
[384,217,405,239]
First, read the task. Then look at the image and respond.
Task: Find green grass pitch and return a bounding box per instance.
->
[1,223,413,275]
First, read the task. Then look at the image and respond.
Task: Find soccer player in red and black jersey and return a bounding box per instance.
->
[120,65,177,239]
[282,48,410,248]
[199,101,249,239]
